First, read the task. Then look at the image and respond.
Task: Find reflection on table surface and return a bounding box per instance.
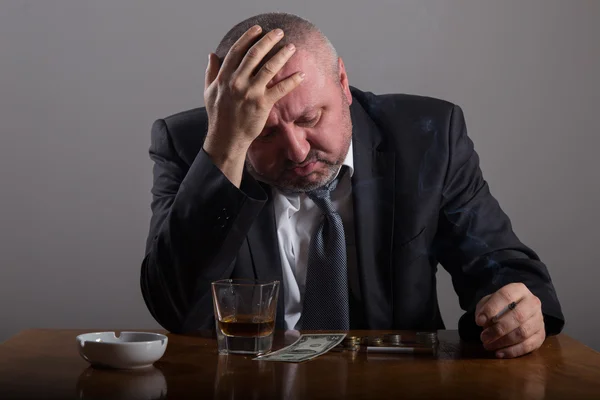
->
[0,329,598,400]
[77,366,167,400]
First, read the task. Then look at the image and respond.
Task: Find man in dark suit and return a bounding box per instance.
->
[141,13,564,359]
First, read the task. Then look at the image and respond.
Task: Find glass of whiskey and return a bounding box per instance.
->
[211,279,280,355]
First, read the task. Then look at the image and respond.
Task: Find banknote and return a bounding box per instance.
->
[253,333,347,362]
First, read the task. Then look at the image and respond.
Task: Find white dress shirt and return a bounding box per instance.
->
[272,141,359,330]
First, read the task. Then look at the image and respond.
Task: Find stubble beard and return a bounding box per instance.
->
[246,101,353,194]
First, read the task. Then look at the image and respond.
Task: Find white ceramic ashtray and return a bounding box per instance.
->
[76,331,168,369]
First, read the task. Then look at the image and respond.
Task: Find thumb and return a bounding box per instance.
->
[205,53,220,89]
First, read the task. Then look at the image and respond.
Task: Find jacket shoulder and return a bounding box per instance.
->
[350,86,457,125]
[155,107,208,164]
[162,107,208,136]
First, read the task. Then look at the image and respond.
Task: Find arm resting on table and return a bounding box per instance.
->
[434,106,565,341]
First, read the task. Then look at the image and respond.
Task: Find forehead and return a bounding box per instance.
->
[271,48,325,84]
[268,49,332,120]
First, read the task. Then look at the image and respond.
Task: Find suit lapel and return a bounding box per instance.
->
[247,186,286,330]
[350,100,396,329]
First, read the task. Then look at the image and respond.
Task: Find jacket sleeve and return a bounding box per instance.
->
[140,119,267,333]
[434,105,565,341]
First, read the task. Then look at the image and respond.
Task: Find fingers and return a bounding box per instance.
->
[483,312,544,351]
[202,25,305,151]
[212,26,303,104]
[476,283,530,326]
[266,71,305,103]
[205,53,220,89]
[494,328,546,359]
[475,294,492,321]
[219,25,264,79]
[480,292,540,345]
[253,42,297,86]
[237,28,287,81]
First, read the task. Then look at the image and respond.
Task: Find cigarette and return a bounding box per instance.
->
[492,301,517,323]
[365,346,434,355]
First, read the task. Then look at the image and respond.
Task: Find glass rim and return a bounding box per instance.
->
[211,279,280,287]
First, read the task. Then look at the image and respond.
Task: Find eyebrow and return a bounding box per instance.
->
[265,106,321,128]
[296,108,320,121]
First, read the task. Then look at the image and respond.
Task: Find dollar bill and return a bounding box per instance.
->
[253,333,347,363]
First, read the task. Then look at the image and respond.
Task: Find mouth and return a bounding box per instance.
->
[290,161,320,176]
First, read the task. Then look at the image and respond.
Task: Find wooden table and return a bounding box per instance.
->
[1,329,599,399]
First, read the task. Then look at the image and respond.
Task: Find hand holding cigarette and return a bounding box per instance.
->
[475,283,546,359]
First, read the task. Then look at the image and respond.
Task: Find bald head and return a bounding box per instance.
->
[215,12,339,80]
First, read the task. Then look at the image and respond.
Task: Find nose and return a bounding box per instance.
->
[280,125,310,164]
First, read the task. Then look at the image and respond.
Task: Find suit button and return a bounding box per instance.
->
[218,208,229,228]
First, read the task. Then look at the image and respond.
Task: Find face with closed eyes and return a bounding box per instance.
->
[245,49,353,193]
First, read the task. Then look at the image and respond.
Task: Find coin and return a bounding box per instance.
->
[416,332,438,344]
[334,343,360,352]
[361,336,384,346]
[342,336,362,344]
[383,334,402,345]
[335,336,362,351]
[338,340,360,348]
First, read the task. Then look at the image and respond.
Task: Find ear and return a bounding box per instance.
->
[338,57,352,105]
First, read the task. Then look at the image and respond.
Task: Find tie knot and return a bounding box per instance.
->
[307,167,345,212]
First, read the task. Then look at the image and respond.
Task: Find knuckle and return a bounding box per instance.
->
[240,90,254,102]
[255,96,270,110]
[533,295,542,308]
[228,77,244,93]
[276,82,289,96]
[476,299,489,313]
[493,324,506,338]
[512,282,528,293]
[229,44,240,55]
[478,294,491,307]
[242,90,258,103]
[262,62,277,76]
[513,307,527,323]
[214,74,226,85]
[481,305,493,318]
[524,340,536,354]
[246,46,260,59]
[516,324,530,340]
[499,288,515,304]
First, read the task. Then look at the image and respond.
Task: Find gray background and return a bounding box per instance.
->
[1,0,598,350]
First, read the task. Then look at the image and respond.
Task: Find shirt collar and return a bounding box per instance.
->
[340,139,354,178]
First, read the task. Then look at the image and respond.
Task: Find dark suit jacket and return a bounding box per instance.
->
[140,87,564,340]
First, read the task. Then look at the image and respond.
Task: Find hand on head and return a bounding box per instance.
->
[202,25,305,186]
